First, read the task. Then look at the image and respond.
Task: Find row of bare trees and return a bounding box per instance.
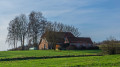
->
[6,14,28,50]
[45,22,80,37]
[6,11,80,50]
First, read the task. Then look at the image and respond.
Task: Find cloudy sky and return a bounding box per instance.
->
[0,0,120,51]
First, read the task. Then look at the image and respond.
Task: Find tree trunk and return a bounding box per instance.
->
[21,37,24,50]
[14,38,15,48]
[22,36,25,50]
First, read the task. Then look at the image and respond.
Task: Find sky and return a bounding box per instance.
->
[0,0,120,51]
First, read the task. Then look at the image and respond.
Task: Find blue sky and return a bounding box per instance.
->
[0,0,120,51]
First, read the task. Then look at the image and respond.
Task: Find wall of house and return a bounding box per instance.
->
[70,43,93,48]
[64,38,69,43]
[70,43,81,48]
[39,38,49,50]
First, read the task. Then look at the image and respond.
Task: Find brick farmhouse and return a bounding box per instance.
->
[39,32,93,50]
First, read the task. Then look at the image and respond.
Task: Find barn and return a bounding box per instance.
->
[39,32,93,50]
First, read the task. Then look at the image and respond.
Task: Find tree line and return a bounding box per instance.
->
[6,11,80,50]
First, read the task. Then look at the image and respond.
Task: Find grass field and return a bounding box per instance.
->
[0,50,120,67]
[0,54,120,67]
[0,50,100,59]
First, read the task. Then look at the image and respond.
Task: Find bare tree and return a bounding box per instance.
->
[62,24,80,37]
[28,11,47,48]
[45,22,80,37]
[17,14,28,50]
[6,14,28,50]
[6,20,18,48]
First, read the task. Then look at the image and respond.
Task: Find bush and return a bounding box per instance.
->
[58,47,66,50]
[77,45,99,50]
[99,43,120,55]
[88,46,99,50]
[66,45,77,50]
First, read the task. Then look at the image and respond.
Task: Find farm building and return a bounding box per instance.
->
[39,32,93,50]
[64,37,93,49]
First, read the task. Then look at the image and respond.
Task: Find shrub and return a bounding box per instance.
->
[78,46,86,50]
[58,47,66,50]
[77,45,99,50]
[66,45,77,50]
[99,43,120,55]
[88,46,99,50]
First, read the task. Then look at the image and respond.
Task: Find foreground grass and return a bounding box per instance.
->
[0,50,100,59]
[0,54,120,67]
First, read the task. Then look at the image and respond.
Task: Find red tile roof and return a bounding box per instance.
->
[41,32,75,38]
[41,32,75,43]
[40,32,93,44]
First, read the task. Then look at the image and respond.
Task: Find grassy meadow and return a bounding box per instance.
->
[0,50,120,67]
[0,55,120,67]
[0,50,100,59]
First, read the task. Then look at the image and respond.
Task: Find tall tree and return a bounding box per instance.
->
[28,11,46,47]
[45,22,80,37]
[17,14,28,50]
[6,20,18,48]
[6,14,28,50]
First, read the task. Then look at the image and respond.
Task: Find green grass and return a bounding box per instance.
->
[0,50,100,59]
[1,50,118,67]
[0,54,120,67]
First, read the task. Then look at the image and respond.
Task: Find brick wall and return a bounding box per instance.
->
[39,38,49,50]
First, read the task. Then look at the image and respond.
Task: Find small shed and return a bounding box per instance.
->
[29,47,37,50]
